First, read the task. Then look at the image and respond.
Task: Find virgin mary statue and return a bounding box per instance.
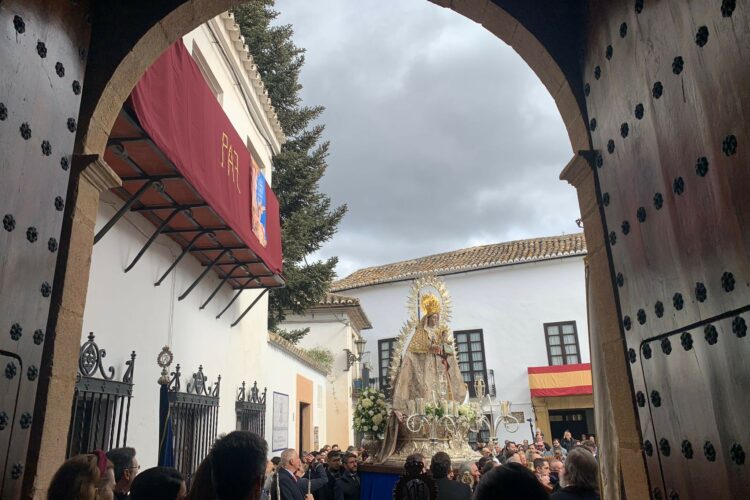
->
[377,276,467,462]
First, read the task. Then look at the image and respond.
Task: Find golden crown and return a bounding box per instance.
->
[420,293,441,316]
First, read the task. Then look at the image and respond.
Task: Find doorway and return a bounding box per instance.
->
[298,402,310,453]
[548,409,591,442]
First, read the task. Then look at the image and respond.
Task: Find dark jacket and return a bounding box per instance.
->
[313,466,341,500]
[435,477,472,500]
[271,469,305,500]
[335,472,360,500]
[550,487,600,500]
[561,438,575,452]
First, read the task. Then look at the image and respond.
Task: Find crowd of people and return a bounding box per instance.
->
[45,428,598,499]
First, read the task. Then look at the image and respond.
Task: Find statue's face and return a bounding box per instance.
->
[426,313,439,327]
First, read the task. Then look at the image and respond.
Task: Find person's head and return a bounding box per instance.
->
[130,467,185,500]
[210,431,268,500]
[404,453,425,474]
[327,450,342,471]
[549,459,563,481]
[429,452,451,479]
[342,452,358,474]
[563,430,572,440]
[561,448,598,491]
[529,451,542,461]
[106,447,138,493]
[552,439,561,448]
[505,453,521,464]
[481,447,491,458]
[581,440,596,455]
[48,453,112,500]
[535,442,546,453]
[481,460,496,475]
[331,444,340,452]
[95,453,116,500]
[346,446,356,453]
[507,442,517,453]
[318,451,327,463]
[323,445,331,452]
[581,434,587,441]
[533,458,549,475]
[473,462,550,500]
[589,435,596,445]
[518,452,528,466]
[281,448,301,473]
[522,439,529,447]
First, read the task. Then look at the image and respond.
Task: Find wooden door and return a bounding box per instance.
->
[0,1,90,495]
[583,1,750,497]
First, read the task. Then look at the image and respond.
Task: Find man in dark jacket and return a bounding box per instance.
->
[335,452,360,500]
[430,452,471,500]
[313,450,343,500]
[271,449,314,500]
[106,447,138,500]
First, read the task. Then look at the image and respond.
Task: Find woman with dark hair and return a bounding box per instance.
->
[473,462,550,500]
[550,448,599,500]
[130,467,186,500]
[48,451,116,500]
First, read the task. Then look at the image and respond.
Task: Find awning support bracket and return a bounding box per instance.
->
[216,278,256,319]
[154,230,212,286]
[93,180,156,244]
[178,249,229,301]
[230,288,270,328]
[124,207,186,273]
[200,263,247,310]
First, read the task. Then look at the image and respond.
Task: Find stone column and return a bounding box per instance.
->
[561,154,649,500]
[26,157,120,498]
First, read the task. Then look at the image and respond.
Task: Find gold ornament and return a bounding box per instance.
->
[420,293,441,317]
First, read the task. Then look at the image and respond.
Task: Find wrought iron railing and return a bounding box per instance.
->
[66,333,136,458]
[236,381,266,436]
[164,362,220,486]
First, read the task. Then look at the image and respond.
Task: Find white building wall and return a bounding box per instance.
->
[284,311,359,448]
[82,196,327,467]
[77,17,324,468]
[336,256,588,443]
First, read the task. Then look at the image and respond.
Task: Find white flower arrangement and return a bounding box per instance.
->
[353,388,388,435]
[457,403,477,421]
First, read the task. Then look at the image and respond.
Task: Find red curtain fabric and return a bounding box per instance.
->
[130,41,282,274]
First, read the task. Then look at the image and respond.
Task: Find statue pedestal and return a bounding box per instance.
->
[380,436,481,467]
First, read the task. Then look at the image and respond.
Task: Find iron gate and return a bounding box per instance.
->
[66,333,135,457]
[164,362,220,485]
[236,381,266,437]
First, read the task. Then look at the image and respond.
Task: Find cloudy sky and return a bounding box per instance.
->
[274,0,580,279]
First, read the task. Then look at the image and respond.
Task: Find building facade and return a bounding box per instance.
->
[73,13,327,477]
[331,233,593,445]
[281,294,373,450]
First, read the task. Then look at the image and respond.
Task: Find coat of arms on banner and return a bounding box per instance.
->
[251,164,268,247]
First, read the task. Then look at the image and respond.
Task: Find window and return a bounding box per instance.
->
[378,338,398,397]
[544,321,581,365]
[454,330,488,398]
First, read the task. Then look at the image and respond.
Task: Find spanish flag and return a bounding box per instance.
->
[527,363,592,397]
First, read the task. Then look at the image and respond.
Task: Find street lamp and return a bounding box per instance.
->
[343,338,367,372]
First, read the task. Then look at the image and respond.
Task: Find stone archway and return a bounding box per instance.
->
[27,2,603,498]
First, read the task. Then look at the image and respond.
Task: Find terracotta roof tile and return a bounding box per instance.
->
[331,233,586,291]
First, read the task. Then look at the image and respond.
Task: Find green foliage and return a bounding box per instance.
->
[233,1,347,333]
[301,346,335,372]
[276,327,310,345]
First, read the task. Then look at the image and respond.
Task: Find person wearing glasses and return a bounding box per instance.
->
[106,447,139,499]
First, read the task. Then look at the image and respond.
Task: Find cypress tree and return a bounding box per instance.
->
[233,1,347,342]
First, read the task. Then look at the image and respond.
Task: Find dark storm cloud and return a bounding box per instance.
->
[274,0,580,278]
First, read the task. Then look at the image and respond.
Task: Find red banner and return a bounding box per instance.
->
[130,41,282,274]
